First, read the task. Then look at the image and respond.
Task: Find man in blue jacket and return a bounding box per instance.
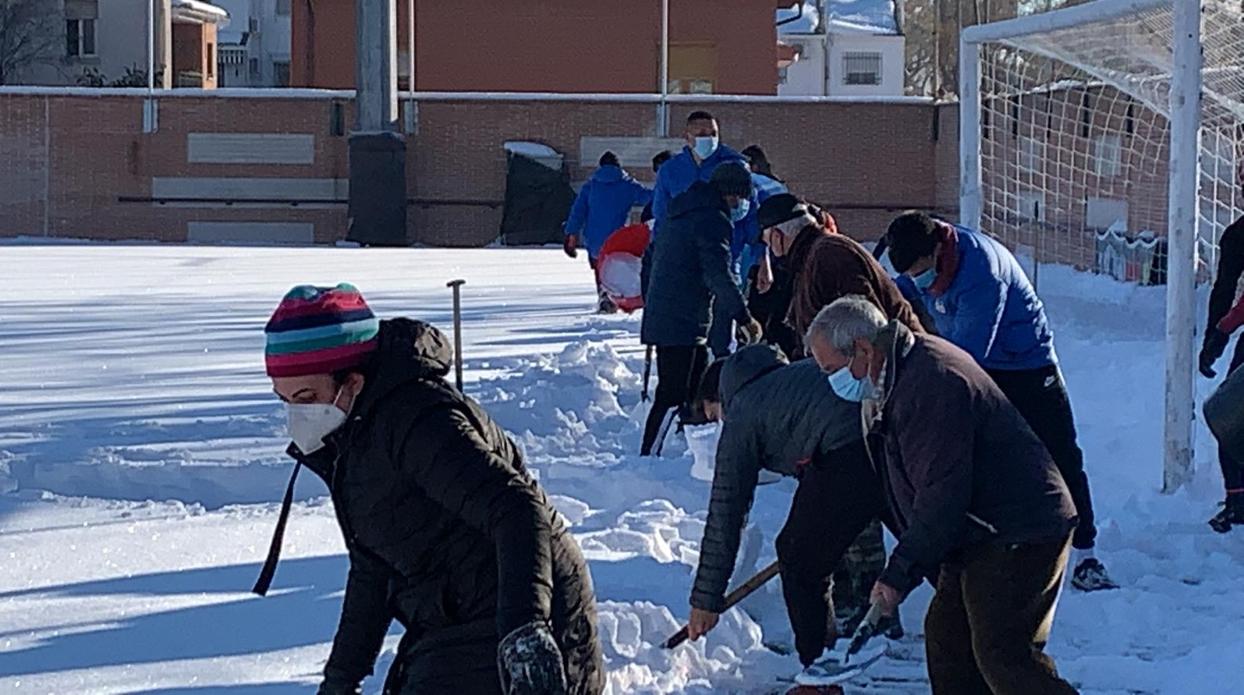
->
[564,151,653,313]
[647,111,758,356]
[884,211,1116,592]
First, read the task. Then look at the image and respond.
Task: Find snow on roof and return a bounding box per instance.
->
[777,0,898,36]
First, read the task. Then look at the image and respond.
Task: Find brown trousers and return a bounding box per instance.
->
[925,536,1079,695]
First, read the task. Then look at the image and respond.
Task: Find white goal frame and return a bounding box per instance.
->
[959,0,1203,492]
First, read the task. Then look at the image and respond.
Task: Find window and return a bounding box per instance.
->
[207,44,215,78]
[65,0,98,58]
[667,43,716,94]
[1018,136,1041,173]
[1094,134,1123,177]
[65,19,97,57]
[276,0,292,16]
[273,60,290,87]
[842,52,882,86]
[249,58,261,79]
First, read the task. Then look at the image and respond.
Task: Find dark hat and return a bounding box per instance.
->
[599,151,620,167]
[709,163,753,198]
[757,193,808,231]
[885,211,940,273]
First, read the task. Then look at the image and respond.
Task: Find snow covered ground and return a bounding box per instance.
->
[1,244,1241,694]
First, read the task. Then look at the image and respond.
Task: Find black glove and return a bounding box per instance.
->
[497,621,568,695]
[1200,328,1230,378]
[563,235,579,259]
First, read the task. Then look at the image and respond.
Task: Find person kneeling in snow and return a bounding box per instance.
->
[685,345,900,669]
[255,284,603,695]
[807,296,1080,695]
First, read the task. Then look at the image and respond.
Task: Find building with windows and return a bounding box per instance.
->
[214,0,292,87]
[18,0,229,88]
[778,11,906,97]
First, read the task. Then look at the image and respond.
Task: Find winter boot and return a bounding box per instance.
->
[1208,494,1244,533]
[1071,553,1119,592]
[596,292,618,315]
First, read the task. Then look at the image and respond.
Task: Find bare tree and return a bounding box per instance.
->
[0,0,62,85]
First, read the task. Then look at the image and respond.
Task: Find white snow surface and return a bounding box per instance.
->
[1,245,1242,694]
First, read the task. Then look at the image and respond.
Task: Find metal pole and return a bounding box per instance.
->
[448,279,466,392]
[407,0,415,97]
[658,0,670,137]
[145,0,155,132]
[959,37,982,230]
[1163,0,1202,493]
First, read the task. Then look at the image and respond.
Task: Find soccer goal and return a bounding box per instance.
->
[959,0,1244,492]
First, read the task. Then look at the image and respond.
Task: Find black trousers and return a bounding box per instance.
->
[775,440,886,666]
[987,365,1097,550]
[1220,338,1244,491]
[640,345,710,456]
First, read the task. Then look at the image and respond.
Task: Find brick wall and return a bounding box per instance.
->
[0,91,955,247]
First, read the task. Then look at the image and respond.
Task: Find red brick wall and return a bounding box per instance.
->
[0,92,953,247]
[294,0,778,95]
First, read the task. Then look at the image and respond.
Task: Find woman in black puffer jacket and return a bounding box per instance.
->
[257,284,603,695]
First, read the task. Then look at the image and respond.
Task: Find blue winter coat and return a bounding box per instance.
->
[738,172,789,276]
[915,226,1057,371]
[564,165,652,259]
[641,182,751,347]
[651,146,758,263]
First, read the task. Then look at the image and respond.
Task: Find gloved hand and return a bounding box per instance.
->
[563,235,579,259]
[497,621,568,695]
[736,318,764,346]
[1200,328,1230,378]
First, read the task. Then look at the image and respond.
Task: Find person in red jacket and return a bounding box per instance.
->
[1198,210,1244,532]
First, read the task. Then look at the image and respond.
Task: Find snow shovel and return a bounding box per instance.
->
[781,604,889,690]
[662,560,780,649]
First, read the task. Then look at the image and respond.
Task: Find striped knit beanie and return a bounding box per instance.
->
[264,283,381,378]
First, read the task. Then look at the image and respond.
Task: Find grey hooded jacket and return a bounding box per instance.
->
[690,345,862,612]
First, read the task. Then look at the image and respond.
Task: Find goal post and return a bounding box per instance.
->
[959,0,1236,492]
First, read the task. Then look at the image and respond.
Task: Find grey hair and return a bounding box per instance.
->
[805,295,887,356]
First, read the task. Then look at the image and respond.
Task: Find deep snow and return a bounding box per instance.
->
[1,245,1242,694]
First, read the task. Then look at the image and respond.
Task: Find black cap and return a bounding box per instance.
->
[599,151,620,167]
[709,163,753,198]
[885,211,940,273]
[757,193,807,231]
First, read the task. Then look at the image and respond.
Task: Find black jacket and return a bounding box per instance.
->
[290,319,603,693]
[690,345,864,612]
[1207,215,1244,337]
[870,326,1078,595]
[641,181,751,346]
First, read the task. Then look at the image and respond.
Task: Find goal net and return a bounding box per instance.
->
[960,0,1244,490]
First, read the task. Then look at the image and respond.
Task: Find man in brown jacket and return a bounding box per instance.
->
[757,194,928,342]
[806,295,1079,695]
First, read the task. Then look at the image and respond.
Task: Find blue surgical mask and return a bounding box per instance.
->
[693,136,719,160]
[826,358,871,403]
[729,198,751,223]
[912,267,937,291]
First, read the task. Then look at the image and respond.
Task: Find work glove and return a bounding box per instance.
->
[563,235,579,259]
[1200,328,1230,378]
[498,621,568,695]
[736,318,764,347]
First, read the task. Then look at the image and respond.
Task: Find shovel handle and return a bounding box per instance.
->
[662,560,781,649]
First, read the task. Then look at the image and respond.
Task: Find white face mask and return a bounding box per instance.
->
[287,385,350,455]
